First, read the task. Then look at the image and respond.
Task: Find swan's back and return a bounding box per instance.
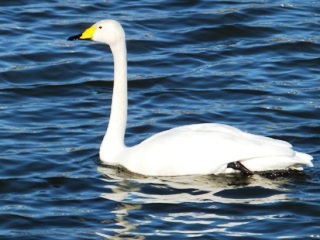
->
[119,123,313,176]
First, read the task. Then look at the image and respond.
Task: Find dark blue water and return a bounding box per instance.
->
[1,0,319,239]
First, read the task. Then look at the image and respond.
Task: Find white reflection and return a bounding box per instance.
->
[96,165,292,238]
[98,165,290,205]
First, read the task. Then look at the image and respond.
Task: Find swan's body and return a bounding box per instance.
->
[69,20,313,176]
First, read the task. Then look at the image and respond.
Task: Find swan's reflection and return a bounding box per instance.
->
[98,165,289,204]
[97,165,291,238]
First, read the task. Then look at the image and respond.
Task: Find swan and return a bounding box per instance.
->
[68,19,313,176]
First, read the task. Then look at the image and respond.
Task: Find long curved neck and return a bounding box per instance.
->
[100,40,128,160]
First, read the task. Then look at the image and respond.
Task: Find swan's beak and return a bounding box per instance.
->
[68,26,96,41]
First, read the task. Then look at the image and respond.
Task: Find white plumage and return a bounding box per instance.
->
[69,20,313,176]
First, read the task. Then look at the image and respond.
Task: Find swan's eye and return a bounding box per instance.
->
[99,26,102,29]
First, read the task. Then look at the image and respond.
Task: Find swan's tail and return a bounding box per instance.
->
[295,151,313,167]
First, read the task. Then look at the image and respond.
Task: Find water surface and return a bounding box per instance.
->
[0,0,319,239]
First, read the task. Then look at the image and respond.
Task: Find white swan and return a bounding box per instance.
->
[68,20,313,176]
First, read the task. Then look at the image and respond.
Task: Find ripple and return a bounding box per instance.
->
[0,0,319,239]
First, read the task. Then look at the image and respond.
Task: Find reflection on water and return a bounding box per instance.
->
[97,165,292,238]
[98,165,289,203]
[97,180,142,238]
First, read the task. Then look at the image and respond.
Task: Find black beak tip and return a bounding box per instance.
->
[68,33,82,41]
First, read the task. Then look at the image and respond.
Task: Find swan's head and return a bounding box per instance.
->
[68,20,125,47]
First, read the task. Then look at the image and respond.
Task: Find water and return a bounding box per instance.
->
[0,0,319,239]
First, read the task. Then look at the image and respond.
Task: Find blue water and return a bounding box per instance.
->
[1,0,319,239]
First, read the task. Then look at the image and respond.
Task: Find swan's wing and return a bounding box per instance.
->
[121,123,312,176]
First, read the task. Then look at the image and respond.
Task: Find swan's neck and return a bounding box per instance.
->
[100,41,127,161]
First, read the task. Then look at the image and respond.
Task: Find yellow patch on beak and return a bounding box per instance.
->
[80,26,96,40]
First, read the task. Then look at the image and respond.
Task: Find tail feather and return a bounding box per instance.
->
[295,151,313,167]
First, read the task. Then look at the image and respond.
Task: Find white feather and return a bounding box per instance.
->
[74,20,313,176]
